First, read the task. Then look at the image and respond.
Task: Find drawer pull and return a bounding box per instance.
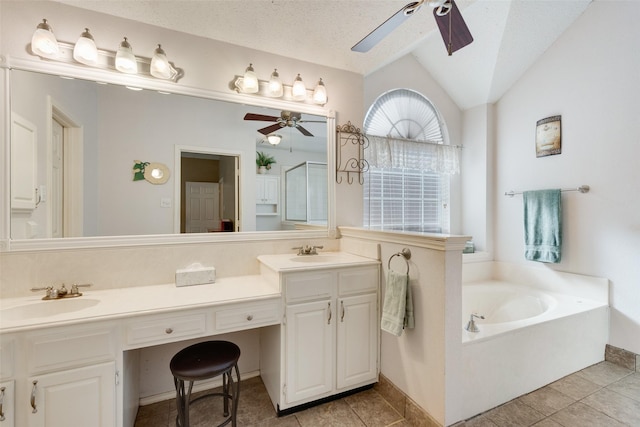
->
[246,315,254,321]
[0,386,5,421]
[165,328,173,334]
[31,381,38,413]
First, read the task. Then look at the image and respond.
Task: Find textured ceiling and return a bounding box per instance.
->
[58,0,593,110]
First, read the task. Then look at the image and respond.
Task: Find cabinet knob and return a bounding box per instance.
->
[165,328,173,334]
[246,315,254,321]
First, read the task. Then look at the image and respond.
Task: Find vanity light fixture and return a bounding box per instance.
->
[313,78,328,105]
[150,44,178,80]
[291,74,307,101]
[115,37,138,74]
[231,67,327,105]
[267,69,284,97]
[242,63,259,93]
[266,134,282,145]
[73,28,98,66]
[31,19,60,59]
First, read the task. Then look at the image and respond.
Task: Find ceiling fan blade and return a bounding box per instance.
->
[295,125,314,137]
[244,113,279,122]
[352,1,422,52]
[257,123,283,135]
[433,0,473,55]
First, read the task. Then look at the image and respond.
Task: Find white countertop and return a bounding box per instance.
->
[257,251,379,272]
[0,275,280,333]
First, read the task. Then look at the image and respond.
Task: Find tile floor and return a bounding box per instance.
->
[135,361,639,427]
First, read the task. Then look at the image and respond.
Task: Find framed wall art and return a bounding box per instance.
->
[535,115,561,157]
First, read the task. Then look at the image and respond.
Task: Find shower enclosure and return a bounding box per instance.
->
[285,161,327,224]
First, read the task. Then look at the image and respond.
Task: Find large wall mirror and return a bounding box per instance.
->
[6,67,334,250]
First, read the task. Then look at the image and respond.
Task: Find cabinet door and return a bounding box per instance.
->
[262,176,279,204]
[27,362,115,427]
[336,293,378,390]
[0,380,15,427]
[285,300,334,404]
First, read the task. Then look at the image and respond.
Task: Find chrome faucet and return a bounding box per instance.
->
[465,313,485,332]
[292,245,324,256]
[30,283,92,300]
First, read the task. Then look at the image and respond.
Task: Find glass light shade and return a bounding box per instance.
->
[292,74,306,101]
[267,69,283,97]
[313,78,328,105]
[267,134,282,145]
[115,37,137,74]
[73,28,98,65]
[150,45,177,80]
[242,63,259,93]
[31,19,59,58]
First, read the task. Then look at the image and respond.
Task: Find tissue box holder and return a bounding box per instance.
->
[175,266,216,287]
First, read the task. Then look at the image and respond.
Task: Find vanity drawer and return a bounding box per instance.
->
[338,266,379,296]
[26,325,116,374]
[215,299,281,332]
[125,311,208,348]
[284,271,336,303]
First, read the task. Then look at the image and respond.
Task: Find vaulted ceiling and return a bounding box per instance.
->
[58,0,593,110]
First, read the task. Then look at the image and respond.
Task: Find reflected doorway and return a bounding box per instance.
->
[177,148,240,233]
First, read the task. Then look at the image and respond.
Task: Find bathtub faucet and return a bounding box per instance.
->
[465,313,485,333]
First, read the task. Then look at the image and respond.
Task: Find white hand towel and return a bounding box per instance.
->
[381,270,412,336]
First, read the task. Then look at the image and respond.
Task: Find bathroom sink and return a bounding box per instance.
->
[289,255,342,263]
[0,298,100,322]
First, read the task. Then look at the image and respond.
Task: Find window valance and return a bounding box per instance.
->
[365,135,460,175]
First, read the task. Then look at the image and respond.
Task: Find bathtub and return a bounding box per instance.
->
[458,263,609,421]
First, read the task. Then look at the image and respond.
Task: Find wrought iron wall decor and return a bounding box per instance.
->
[336,122,369,184]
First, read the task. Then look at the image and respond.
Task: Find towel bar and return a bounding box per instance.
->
[388,248,411,275]
[504,185,589,198]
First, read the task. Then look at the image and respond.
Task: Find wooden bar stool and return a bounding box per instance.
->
[170,341,241,427]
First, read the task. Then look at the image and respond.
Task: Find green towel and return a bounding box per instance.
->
[381,270,414,336]
[523,189,562,263]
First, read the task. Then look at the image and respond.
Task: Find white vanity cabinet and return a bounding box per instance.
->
[265,264,380,412]
[2,324,118,427]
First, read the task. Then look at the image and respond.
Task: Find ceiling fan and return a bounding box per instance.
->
[244,111,324,137]
[351,0,473,56]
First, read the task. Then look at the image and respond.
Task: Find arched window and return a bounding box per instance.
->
[363,89,457,233]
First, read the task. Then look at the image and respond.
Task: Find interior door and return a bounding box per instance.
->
[50,118,63,238]
[185,182,220,232]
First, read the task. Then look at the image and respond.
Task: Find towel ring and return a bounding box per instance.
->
[388,248,411,276]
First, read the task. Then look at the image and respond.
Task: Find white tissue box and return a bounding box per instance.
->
[175,266,216,287]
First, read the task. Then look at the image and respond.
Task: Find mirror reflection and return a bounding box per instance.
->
[9,69,328,240]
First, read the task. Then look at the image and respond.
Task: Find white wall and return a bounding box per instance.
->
[493,1,640,354]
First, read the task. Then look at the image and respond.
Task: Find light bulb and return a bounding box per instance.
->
[313,78,327,105]
[31,19,59,59]
[267,69,283,97]
[292,74,306,101]
[73,28,98,65]
[115,37,137,74]
[267,134,282,145]
[150,45,177,80]
[242,63,259,93]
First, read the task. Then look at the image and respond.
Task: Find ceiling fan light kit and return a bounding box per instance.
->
[351,0,473,55]
[28,18,184,82]
[232,65,328,105]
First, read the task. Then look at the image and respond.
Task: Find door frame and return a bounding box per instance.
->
[174,145,241,233]
[47,96,83,238]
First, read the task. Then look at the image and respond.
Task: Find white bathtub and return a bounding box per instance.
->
[458,263,609,421]
[461,281,604,344]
